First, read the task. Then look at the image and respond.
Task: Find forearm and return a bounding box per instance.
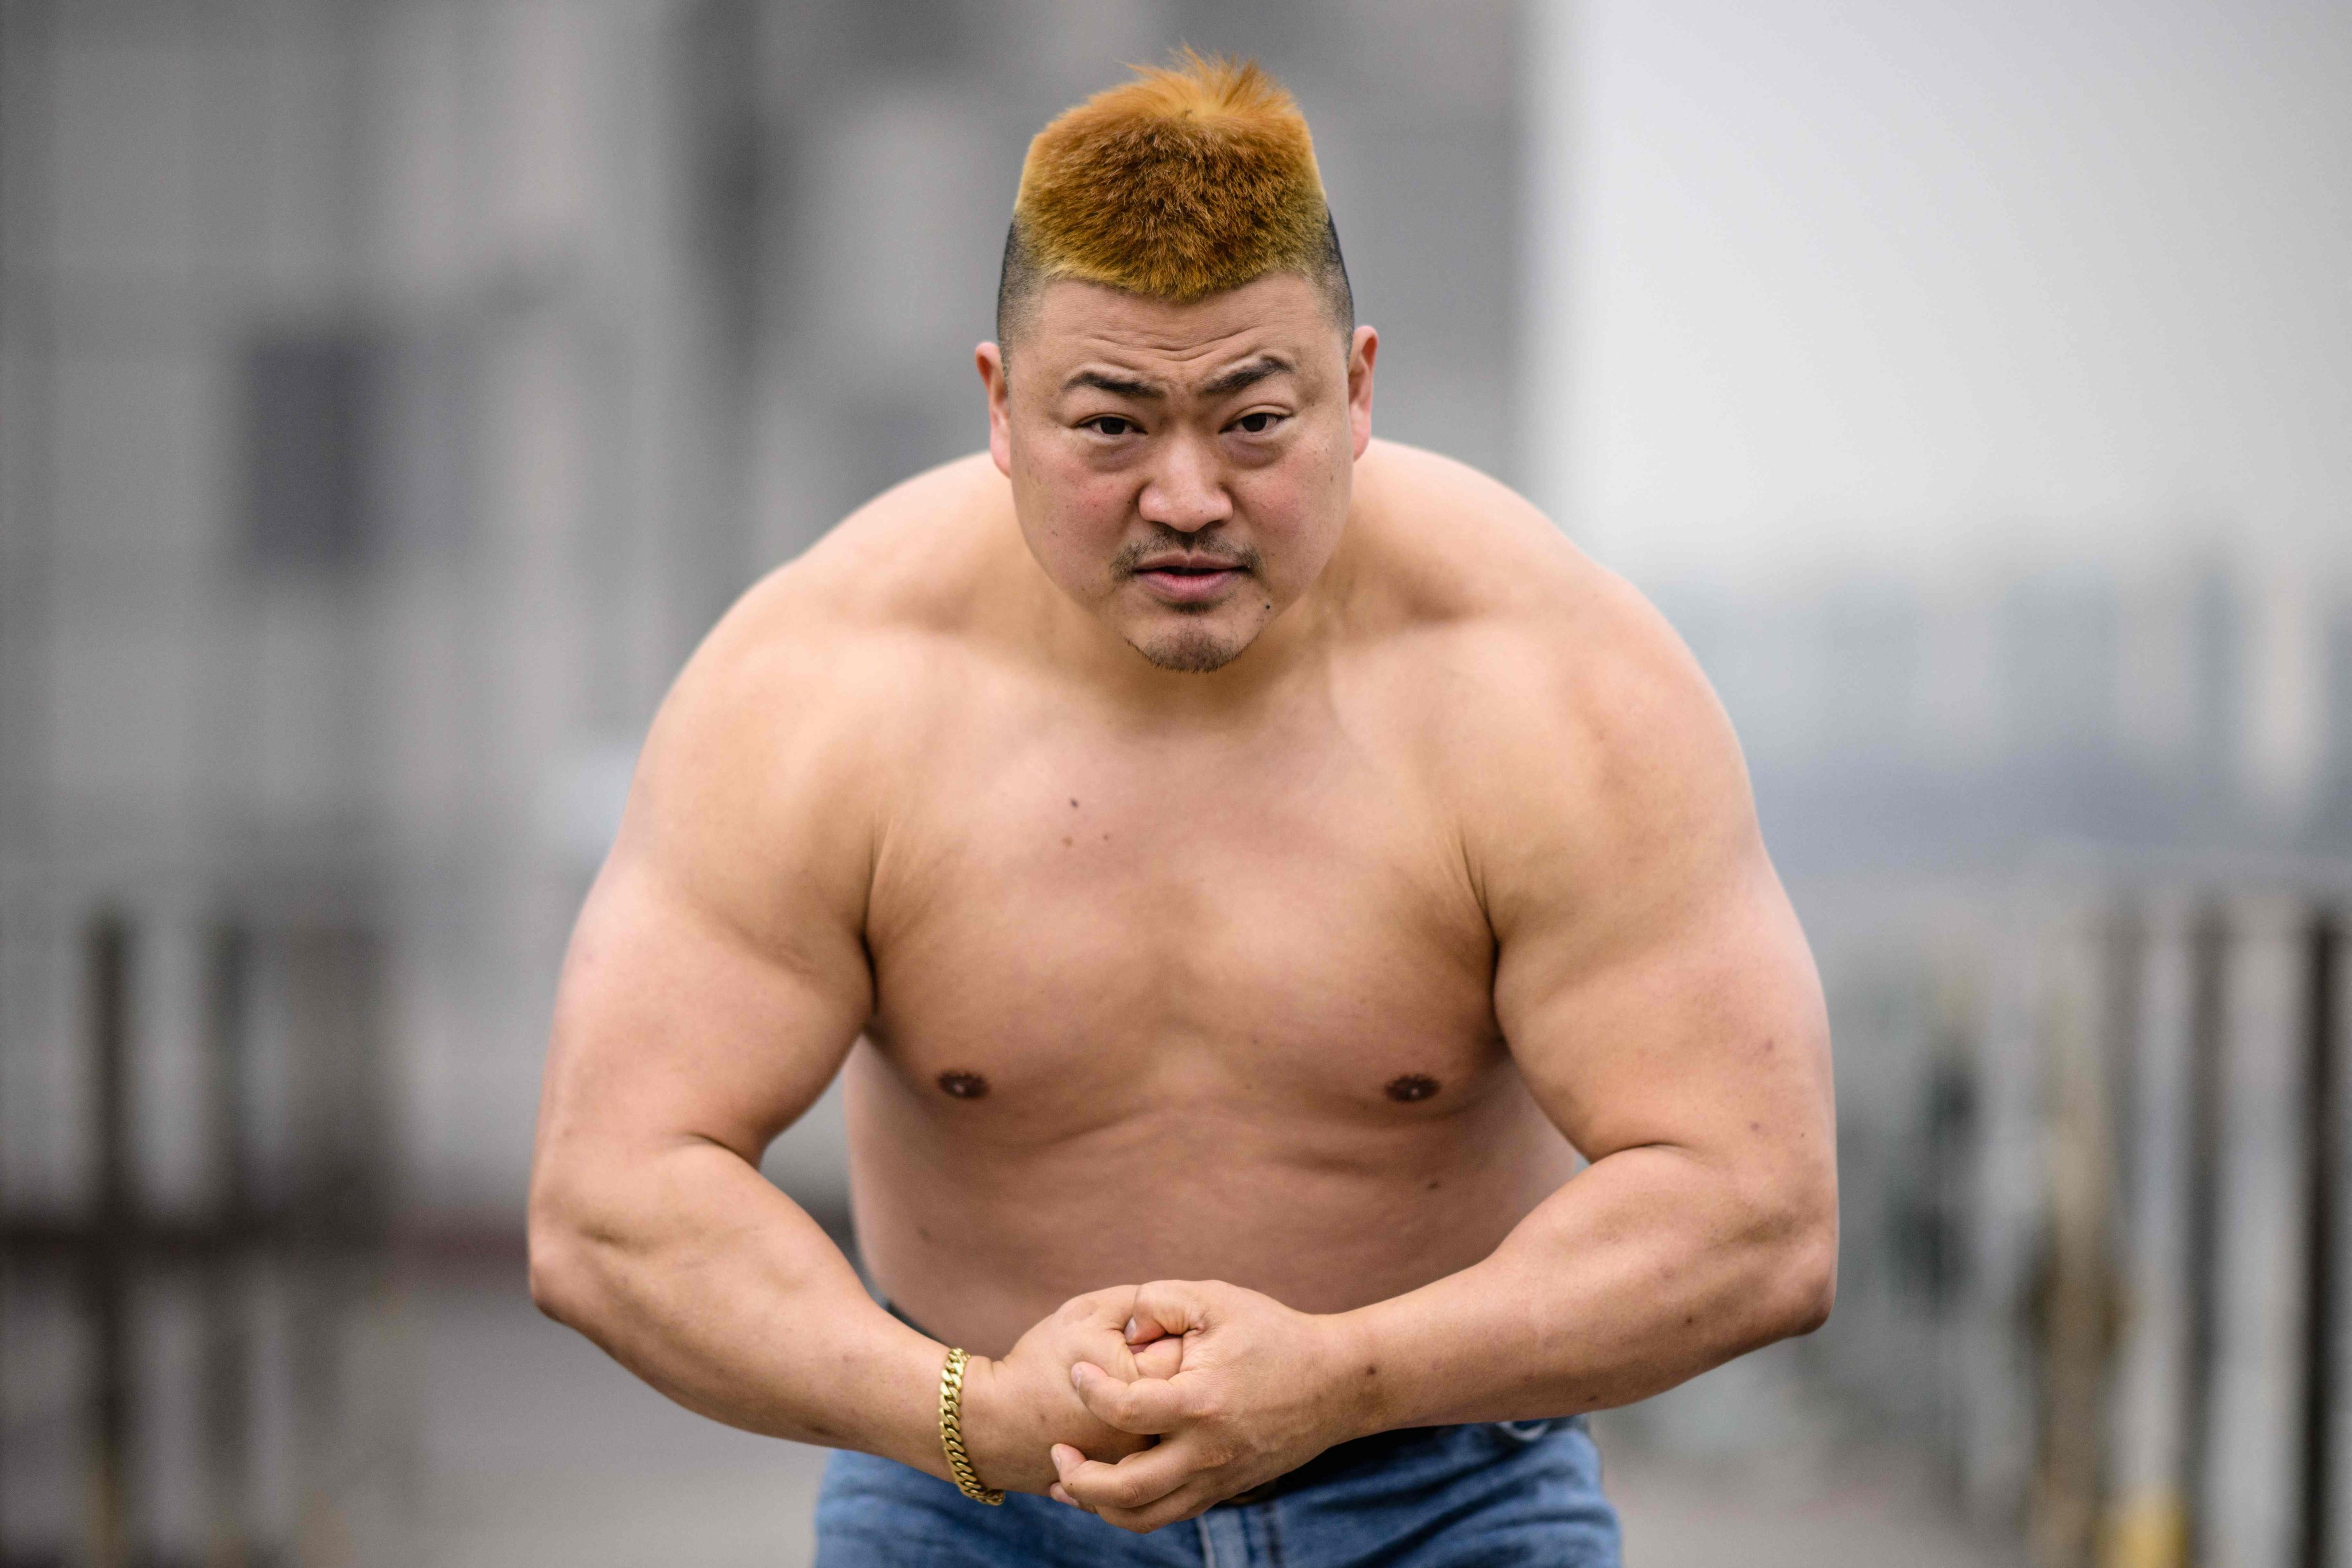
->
[1335,1145,1836,1435]
[528,1137,953,1477]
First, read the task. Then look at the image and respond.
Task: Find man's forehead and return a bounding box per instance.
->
[1030,274,1331,376]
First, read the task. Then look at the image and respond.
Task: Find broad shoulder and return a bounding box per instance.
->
[613,455,1010,922]
[1347,442,1756,933]
[1347,439,1720,755]
[1346,443,1670,667]
[733,451,1014,650]
[671,453,1011,729]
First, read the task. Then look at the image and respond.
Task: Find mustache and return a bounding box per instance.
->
[1109,528,1262,578]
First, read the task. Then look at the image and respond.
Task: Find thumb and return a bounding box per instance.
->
[1071,1361,1187,1435]
[1130,1333,1184,1381]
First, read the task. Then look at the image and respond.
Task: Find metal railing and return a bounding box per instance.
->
[3,909,401,1568]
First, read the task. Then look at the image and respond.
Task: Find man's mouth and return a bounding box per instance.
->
[1132,558,1248,604]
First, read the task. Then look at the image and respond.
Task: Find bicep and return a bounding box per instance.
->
[535,619,882,1173]
[1476,607,1831,1171]
[539,848,872,1168]
[1494,845,1829,1170]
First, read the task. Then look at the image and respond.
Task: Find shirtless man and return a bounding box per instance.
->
[528,53,1836,1566]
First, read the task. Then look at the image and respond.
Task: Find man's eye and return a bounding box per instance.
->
[1233,411,1283,435]
[1084,416,1138,437]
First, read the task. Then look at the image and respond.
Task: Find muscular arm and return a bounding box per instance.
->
[1325,585,1837,1425]
[1053,574,1837,1527]
[1341,606,1837,1426]
[527,592,1151,1489]
[525,599,949,1465]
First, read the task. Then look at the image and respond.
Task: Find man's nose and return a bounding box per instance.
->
[1136,435,1231,534]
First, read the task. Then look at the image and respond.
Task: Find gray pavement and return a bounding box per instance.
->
[1599,1436,2029,1568]
[416,1268,827,1568]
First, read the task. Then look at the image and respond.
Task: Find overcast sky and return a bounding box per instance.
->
[1524,0,2352,595]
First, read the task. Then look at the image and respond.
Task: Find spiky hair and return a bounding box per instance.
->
[997,49,1353,346]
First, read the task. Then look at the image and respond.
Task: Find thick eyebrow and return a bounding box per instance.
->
[1195,354,1293,399]
[1062,368,1164,399]
[1057,354,1297,403]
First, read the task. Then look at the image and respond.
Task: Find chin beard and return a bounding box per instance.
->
[1130,624,1246,673]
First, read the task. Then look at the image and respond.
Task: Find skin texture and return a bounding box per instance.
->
[528,271,1838,1532]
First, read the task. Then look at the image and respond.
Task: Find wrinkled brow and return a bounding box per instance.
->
[1063,369,1161,398]
[1059,353,1296,402]
[1195,354,1293,399]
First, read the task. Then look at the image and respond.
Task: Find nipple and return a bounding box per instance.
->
[937,1071,991,1100]
[1385,1074,1439,1103]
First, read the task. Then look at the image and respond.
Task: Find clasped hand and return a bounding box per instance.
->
[961,1280,1375,1534]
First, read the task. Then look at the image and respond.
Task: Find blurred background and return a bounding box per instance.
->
[1,1,2346,1563]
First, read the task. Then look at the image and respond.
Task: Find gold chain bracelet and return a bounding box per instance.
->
[937,1347,1004,1505]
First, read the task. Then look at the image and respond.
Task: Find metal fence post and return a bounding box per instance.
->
[2106,894,2199,1568]
[82,911,134,1568]
[2206,896,2312,1568]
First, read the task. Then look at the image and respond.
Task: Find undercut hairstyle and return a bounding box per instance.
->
[996,49,1354,353]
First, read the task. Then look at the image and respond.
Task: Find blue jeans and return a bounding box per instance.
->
[812,1416,1621,1566]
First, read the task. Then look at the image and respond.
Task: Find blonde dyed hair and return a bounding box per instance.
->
[997,49,1352,345]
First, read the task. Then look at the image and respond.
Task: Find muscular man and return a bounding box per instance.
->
[528,52,1836,1566]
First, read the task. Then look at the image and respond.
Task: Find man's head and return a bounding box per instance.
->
[979,51,1376,676]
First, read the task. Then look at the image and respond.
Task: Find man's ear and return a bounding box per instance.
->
[977,342,1013,476]
[1346,325,1378,461]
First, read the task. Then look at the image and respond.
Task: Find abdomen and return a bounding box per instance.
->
[841,1039,1577,1356]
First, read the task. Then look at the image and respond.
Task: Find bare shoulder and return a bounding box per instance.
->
[616,454,1010,932]
[1349,442,1757,933]
[724,451,1014,653]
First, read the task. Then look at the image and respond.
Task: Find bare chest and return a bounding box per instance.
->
[860,706,1504,1129]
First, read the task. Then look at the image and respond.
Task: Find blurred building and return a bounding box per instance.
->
[1652,559,2352,876]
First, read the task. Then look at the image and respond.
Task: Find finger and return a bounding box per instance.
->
[1123,1314,1167,1347]
[1071,1363,1187,1434]
[1091,1476,1223,1535]
[1129,1280,1214,1342]
[1061,1288,1142,1333]
[1057,1440,1202,1514]
[1048,1448,1095,1512]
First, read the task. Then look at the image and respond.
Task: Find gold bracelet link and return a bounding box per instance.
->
[937,1347,1005,1505]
